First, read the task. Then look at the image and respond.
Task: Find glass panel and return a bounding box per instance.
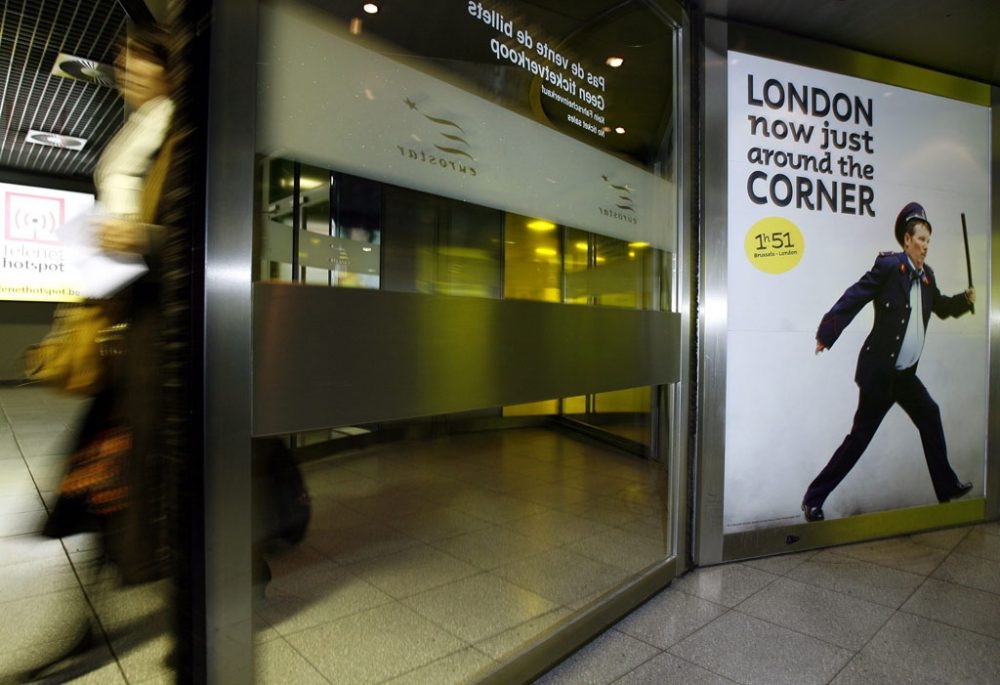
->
[503,213,562,303]
[254,0,681,681]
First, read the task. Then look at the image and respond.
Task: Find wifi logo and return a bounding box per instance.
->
[4,192,65,244]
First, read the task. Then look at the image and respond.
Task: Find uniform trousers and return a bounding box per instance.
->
[804,364,961,507]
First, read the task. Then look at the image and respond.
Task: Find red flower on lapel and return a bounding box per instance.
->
[899,263,906,273]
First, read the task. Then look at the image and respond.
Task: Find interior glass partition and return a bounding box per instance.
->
[252,0,686,682]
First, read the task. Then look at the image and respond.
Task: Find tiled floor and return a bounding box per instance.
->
[255,417,669,684]
[533,523,1000,685]
[0,386,175,685]
[3,385,999,684]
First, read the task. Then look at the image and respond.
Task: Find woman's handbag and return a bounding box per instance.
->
[24,302,125,395]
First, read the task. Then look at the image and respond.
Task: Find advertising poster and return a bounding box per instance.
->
[0,182,93,303]
[724,52,990,532]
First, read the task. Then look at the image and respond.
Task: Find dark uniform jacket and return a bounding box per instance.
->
[816,251,971,389]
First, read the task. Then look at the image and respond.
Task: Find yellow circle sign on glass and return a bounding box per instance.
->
[745,217,804,274]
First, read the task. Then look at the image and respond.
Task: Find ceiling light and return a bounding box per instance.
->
[535,247,558,257]
[363,3,379,13]
[527,220,556,232]
[51,54,115,87]
[25,130,87,150]
[575,241,589,251]
[614,127,626,134]
[628,241,649,248]
[605,56,624,68]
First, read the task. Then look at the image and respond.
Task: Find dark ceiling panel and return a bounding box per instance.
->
[704,0,1000,87]
[0,0,126,184]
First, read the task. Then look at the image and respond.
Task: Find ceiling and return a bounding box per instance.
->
[0,0,996,188]
[0,0,127,186]
[704,0,1000,87]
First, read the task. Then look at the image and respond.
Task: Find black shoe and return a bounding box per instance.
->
[941,481,973,503]
[802,504,824,522]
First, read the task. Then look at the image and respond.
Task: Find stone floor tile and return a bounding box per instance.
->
[740,550,817,576]
[565,529,666,575]
[403,572,558,644]
[830,650,950,685]
[531,630,659,685]
[258,560,394,636]
[254,638,329,684]
[859,612,1000,684]
[902,577,1000,638]
[954,529,1000,562]
[613,652,739,685]
[833,537,949,575]
[786,549,925,607]
[671,563,778,608]
[907,526,971,551]
[736,576,895,650]
[382,647,493,685]
[613,587,727,650]
[495,549,627,606]
[669,611,852,685]
[344,544,479,599]
[431,524,551,570]
[284,603,465,685]
[474,608,572,661]
[932,551,1000,595]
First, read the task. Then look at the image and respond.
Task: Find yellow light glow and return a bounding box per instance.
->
[363,3,379,14]
[535,247,558,257]
[575,241,588,251]
[527,219,556,232]
[628,251,635,258]
[349,17,362,34]
[280,177,323,190]
[628,241,650,248]
[595,256,607,263]
[606,56,624,68]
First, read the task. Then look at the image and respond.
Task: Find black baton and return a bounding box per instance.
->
[961,212,974,314]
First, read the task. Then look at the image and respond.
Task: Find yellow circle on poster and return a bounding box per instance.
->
[745,217,804,274]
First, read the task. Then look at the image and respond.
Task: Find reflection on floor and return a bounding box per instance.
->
[533,521,1000,685]
[257,421,669,684]
[0,386,173,685]
[9,384,995,685]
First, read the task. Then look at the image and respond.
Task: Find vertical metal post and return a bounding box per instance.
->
[987,84,1000,521]
[203,0,257,681]
[292,161,301,281]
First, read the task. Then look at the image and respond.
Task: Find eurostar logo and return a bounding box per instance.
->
[598,174,639,224]
[404,98,475,161]
[397,98,478,177]
[602,174,636,213]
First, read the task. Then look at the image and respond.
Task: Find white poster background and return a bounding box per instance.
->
[724,52,990,531]
[0,182,94,302]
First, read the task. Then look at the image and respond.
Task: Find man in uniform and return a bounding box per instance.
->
[802,202,975,522]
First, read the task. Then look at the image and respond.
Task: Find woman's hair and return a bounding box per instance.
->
[126,23,171,69]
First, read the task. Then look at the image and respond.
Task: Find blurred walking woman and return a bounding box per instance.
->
[42,24,177,585]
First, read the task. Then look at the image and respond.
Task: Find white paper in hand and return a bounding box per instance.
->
[60,207,148,298]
